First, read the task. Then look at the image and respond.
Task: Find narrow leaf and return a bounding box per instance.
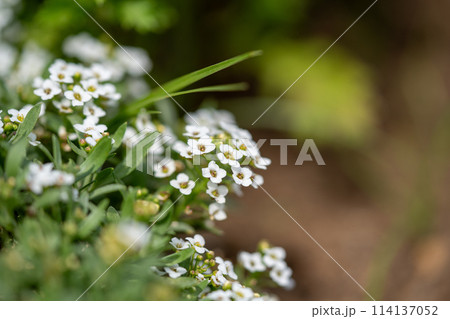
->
[12,103,42,144]
[76,138,112,182]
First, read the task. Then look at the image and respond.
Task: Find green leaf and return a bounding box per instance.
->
[67,138,87,158]
[127,51,261,112]
[11,103,42,144]
[111,122,127,152]
[5,137,27,177]
[115,131,159,179]
[78,200,109,238]
[159,249,194,266]
[91,167,114,189]
[130,83,248,111]
[90,184,126,200]
[52,135,62,169]
[76,138,112,182]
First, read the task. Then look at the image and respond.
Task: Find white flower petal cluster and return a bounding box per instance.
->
[164,264,187,279]
[239,246,295,289]
[116,221,151,250]
[63,33,152,80]
[170,173,196,195]
[26,163,74,195]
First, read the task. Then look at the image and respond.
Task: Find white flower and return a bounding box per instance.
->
[231,283,254,301]
[114,46,152,76]
[99,83,121,101]
[8,105,30,123]
[53,99,74,114]
[217,144,243,167]
[154,158,176,178]
[251,173,264,189]
[232,139,258,157]
[63,33,108,62]
[74,117,107,140]
[215,257,238,280]
[186,234,206,254]
[81,78,102,98]
[206,181,228,204]
[123,127,138,148]
[262,247,286,267]
[269,262,294,289]
[28,133,40,146]
[116,221,151,250]
[49,66,74,84]
[208,203,227,221]
[64,85,92,106]
[202,160,226,184]
[173,141,193,159]
[136,111,156,132]
[26,163,55,194]
[34,79,61,100]
[32,77,44,89]
[238,251,266,272]
[150,266,166,276]
[164,264,187,279]
[187,138,215,155]
[205,290,233,301]
[231,166,253,187]
[169,237,190,250]
[83,102,106,118]
[211,271,227,286]
[26,163,74,194]
[183,125,210,138]
[170,173,195,195]
[90,63,112,82]
[253,155,272,170]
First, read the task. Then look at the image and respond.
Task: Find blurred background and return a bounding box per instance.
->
[2,0,450,300]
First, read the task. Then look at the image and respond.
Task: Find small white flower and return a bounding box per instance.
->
[186,234,206,254]
[251,173,264,189]
[188,138,215,155]
[253,155,272,170]
[99,83,121,101]
[28,133,40,146]
[263,247,286,267]
[231,166,253,187]
[123,127,138,148]
[154,158,176,178]
[205,289,233,301]
[34,79,61,100]
[206,181,228,204]
[64,85,92,106]
[208,203,227,221]
[50,68,74,84]
[202,160,226,184]
[164,264,187,279]
[53,99,74,114]
[136,111,156,132]
[196,273,206,281]
[183,125,210,138]
[26,163,55,194]
[8,106,30,123]
[173,141,193,159]
[215,257,238,280]
[90,63,112,82]
[269,262,294,289]
[238,251,266,272]
[231,282,254,301]
[211,271,227,286]
[81,78,102,98]
[83,102,106,118]
[232,139,258,157]
[32,77,44,89]
[170,173,195,195]
[217,144,243,167]
[169,237,190,250]
[74,117,107,140]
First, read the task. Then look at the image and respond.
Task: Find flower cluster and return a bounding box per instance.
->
[26,163,74,195]
[33,59,122,147]
[239,246,295,289]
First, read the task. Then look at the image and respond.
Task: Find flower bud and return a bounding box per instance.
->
[206,250,215,259]
[209,259,216,267]
[157,191,170,201]
[257,239,270,252]
[3,115,11,123]
[196,254,203,261]
[79,139,87,147]
[85,146,92,153]
[4,122,14,132]
[136,188,149,198]
[222,281,232,290]
[184,205,193,216]
[134,200,160,220]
